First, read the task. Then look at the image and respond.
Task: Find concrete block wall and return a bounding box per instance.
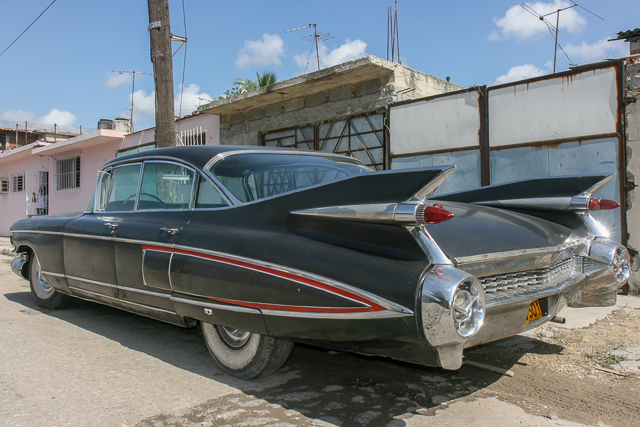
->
[219,78,393,146]
[625,61,640,296]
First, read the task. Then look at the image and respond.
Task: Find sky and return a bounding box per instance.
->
[0,0,637,132]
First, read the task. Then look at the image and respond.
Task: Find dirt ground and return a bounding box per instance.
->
[464,306,640,426]
[134,304,640,427]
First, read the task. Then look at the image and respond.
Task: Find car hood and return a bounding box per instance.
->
[426,201,587,260]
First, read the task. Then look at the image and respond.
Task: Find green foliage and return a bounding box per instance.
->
[219,71,277,100]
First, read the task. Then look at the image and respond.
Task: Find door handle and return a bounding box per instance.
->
[105,223,118,230]
[160,227,180,235]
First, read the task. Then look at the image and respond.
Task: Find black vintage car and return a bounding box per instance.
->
[10,146,630,379]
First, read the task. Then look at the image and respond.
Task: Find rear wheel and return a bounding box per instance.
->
[29,253,72,310]
[201,322,293,380]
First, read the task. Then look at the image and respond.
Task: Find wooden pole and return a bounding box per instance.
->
[148,0,175,148]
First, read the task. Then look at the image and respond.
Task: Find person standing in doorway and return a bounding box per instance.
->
[32,186,48,215]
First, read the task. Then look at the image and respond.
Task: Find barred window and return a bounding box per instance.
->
[11,174,24,192]
[55,154,81,190]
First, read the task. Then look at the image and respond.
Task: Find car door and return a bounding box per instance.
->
[111,161,195,311]
[62,165,140,301]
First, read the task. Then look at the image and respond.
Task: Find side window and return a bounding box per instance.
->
[195,175,229,208]
[138,162,195,210]
[105,164,141,212]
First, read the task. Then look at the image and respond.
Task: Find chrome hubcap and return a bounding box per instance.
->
[34,260,53,295]
[216,326,252,348]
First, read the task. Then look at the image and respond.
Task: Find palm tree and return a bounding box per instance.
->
[256,70,277,87]
[233,71,277,93]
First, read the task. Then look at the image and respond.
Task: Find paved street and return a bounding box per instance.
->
[1,244,639,427]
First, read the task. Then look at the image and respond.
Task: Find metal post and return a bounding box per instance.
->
[54,123,57,143]
[314,24,320,70]
[25,121,28,145]
[553,10,559,73]
[130,72,136,131]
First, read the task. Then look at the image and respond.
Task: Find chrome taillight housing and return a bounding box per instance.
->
[420,265,485,369]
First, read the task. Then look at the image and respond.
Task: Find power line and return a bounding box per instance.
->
[0,0,58,59]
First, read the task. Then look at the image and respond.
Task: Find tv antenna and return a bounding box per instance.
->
[112,70,152,131]
[285,24,332,70]
[521,1,603,73]
[387,1,401,64]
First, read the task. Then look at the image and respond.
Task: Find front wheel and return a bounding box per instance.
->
[201,322,293,380]
[29,253,72,310]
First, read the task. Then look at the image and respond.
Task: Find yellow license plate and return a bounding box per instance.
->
[525,300,544,323]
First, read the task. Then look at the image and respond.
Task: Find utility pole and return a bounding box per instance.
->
[148,0,175,147]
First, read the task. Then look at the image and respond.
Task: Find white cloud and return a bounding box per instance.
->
[492,1,587,40]
[564,38,628,62]
[1,109,76,127]
[235,33,285,69]
[1,110,35,122]
[122,84,214,124]
[175,84,213,116]
[39,109,77,127]
[494,64,549,84]
[294,39,367,73]
[105,72,133,88]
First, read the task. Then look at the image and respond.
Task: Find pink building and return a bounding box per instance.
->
[0,114,219,236]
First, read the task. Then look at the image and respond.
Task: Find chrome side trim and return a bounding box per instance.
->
[65,275,118,289]
[10,230,63,236]
[63,232,113,241]
[171,296,261,315]
[168,251,174,289]
[171,244,413,315]
[69,286,176,315]
[41,270,65,278]
[260,308,412,320]
[118,285,171,299]
[141,249,148,287]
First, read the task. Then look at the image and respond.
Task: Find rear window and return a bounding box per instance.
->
[210,154,371,202]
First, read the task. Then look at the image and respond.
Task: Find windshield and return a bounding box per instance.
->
[210,153,371,202]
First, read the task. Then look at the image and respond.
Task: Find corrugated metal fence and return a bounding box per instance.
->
[388,61,626,244]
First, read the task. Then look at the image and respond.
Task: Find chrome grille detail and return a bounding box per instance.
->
[480,258,574,302]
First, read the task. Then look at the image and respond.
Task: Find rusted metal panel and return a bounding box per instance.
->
[389,90,480,155]
[489,67,618,147]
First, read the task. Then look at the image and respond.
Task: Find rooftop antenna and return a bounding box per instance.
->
[112,70,152,131]
[285,24,332,70]
[387,2,401,63]
[521,1,603,73]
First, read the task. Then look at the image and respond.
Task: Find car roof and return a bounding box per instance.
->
[104,145,307,171]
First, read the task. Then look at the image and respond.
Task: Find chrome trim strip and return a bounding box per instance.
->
[407,166,455,202]
[41,270,65,278]
[583,174,615,196]
[260,308,412,319]
[168,252,174,290]
[474,197,573,210]
[118,285,171,299]
[141,249,148,287]
[454,238,590,266]
[171,244,413,314]
[64,232,113,241]
[66,275,118,289]
[10,230,63,236]
[203,149,358,171]
[171,296,262,315]
[69,286,176,315]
